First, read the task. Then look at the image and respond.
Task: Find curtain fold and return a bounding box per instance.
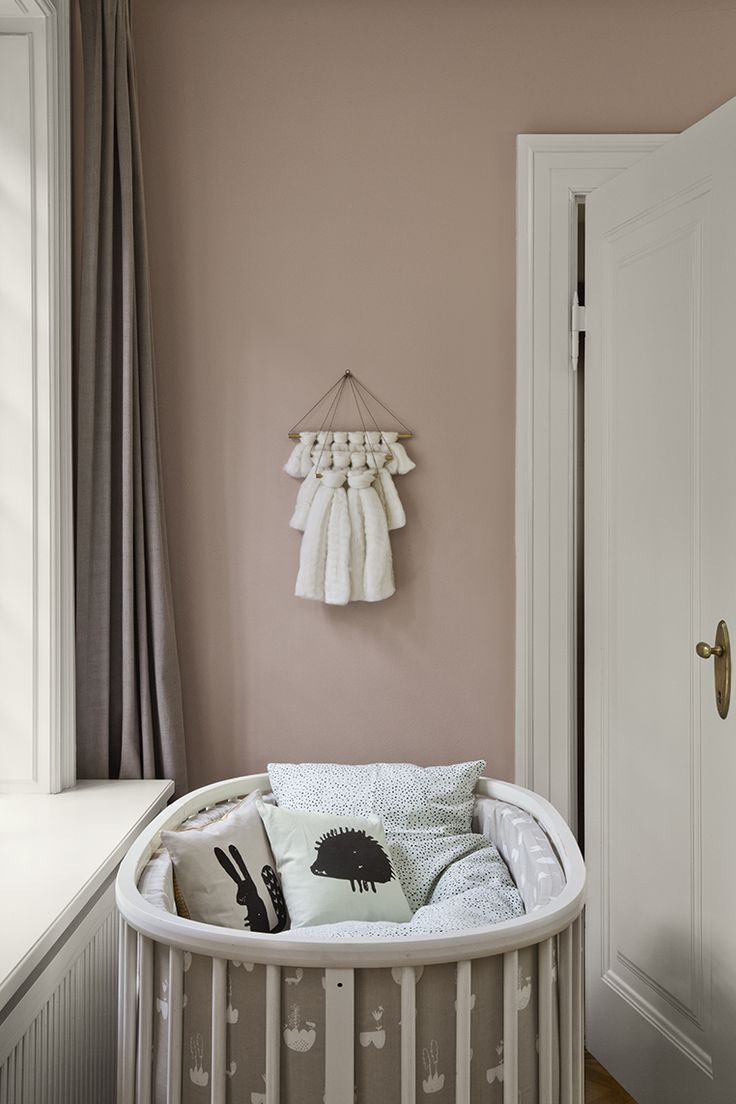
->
[75,0,188,795]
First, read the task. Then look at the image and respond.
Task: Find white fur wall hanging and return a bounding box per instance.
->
[284,372,415,605]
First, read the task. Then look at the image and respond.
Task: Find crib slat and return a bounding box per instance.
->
[538,937,554,1100]
[167,947,184,1104]
[559,925,573,1104]
[116,919,125,1104]
[137,935,154,1104]
[455,960,472,1103]
[324,968,355,1104]
[503,950,519,1104]
[400,967,416,1104]
[572,914,584,1104]
[265,965,281,1104]
[211,958,227,1104]
[118,920,137,1104]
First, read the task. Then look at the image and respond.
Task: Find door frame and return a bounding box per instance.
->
[515,134,672,831]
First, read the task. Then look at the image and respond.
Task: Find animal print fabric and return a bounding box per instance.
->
[149,947,558,1104]
[161,790,287,933]
[473,797,567,913]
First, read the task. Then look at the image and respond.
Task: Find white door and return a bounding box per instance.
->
[586,96,736,1104]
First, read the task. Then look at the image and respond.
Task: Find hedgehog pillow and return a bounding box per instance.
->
[256,801,412,928]
[161,789,289,934]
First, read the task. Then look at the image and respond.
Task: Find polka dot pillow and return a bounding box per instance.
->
[267,761,486,911]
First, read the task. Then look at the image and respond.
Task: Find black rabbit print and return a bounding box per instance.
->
[311,828,396,893]
[214,844,287,932]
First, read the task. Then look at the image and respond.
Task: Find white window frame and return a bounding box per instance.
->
[515,134,672,832]
[0,0,73,793]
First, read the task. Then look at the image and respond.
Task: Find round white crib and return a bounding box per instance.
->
[116,773,585,1104]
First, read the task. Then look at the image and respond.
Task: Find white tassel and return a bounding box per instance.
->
[348,431,364,448]
[347,470,395,602]
[366,449,386,470]
[290,467,320,531]
[284,443,303,477]
[324,476,351,605]
[363,482,395,602]
[365,451,388,517]
[377,468,406,530]
[382,431,415,475]
[310,447,333,470]
[295,471,349,604]
[294,487,331,601]
[300,432,318,477]
[347,472,369,602]
[284,431,316,477]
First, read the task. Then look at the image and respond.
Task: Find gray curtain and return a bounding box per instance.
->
[75,0,188,795]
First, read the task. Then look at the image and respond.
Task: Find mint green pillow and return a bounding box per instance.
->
[257,801,412,928]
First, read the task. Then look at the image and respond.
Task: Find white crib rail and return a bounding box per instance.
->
[118,920,137,1104]
[400,966,416,1104]
[136,936,154,1104]
[116,776,585,972]
[265,966,280,1104]
[455,960,472,1103]
[324,969,354,1104]
[539,937,555,1097]
[210,959,227,1104]
[503,948,519,1103]
[166,948,183,1104]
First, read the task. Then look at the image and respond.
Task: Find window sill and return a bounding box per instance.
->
[0,779,173,1017]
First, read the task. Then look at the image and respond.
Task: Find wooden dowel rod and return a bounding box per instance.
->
[287,432,413,439]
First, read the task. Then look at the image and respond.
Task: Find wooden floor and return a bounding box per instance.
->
[585,1053,638,1103]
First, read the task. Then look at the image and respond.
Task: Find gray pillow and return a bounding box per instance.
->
[161,790,288,933]
[267,761,485,911]
[473,796,565,912]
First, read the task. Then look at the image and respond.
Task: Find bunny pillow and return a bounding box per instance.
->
[161,790,288,933]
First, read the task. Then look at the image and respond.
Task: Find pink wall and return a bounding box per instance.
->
[130,0,736,788]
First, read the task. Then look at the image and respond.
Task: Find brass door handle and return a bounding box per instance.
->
[696,620,731,719]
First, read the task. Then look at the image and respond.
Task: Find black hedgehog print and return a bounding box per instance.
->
[310,828,395,893]
[214,845,288,932]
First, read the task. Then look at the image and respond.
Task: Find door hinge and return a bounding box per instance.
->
[571,291,586,373]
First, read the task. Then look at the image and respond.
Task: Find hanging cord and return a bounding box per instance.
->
[287,369,413,439]
[349,377,398,461]
[347,375,381,473]
[349,373,413,437]
[313,374,349,479]
[287,370,347,438]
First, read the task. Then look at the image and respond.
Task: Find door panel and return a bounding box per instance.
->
[586,96,736,1103]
